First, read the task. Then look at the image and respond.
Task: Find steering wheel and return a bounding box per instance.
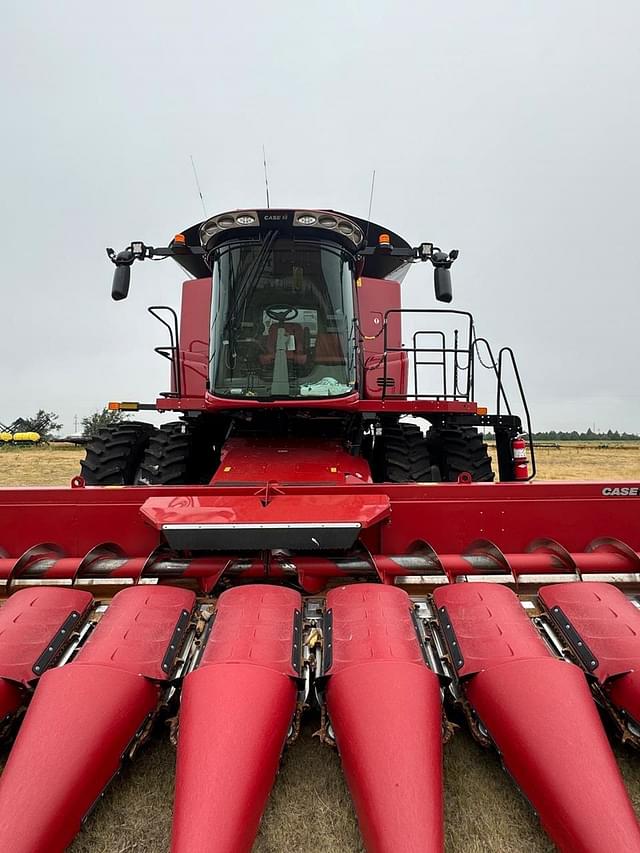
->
[266,305,298,323]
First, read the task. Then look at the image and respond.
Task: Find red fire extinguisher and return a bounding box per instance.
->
[512,435,529,480]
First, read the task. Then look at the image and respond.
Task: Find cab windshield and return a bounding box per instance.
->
[210,238,356,399]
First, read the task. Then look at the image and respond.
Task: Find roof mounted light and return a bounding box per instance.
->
[199,209,261,244]
[297,214,317,225]
[318,215,338,228]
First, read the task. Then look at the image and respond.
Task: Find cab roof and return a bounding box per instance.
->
[172,209,413,281]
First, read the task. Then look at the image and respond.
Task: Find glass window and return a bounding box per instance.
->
[210,239,356,399]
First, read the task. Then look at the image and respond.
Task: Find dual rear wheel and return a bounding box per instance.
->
[373,421,494,484]
[80,419,493,487]
[80,421,216,486]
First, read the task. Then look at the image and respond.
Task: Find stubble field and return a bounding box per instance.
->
[0,442,639,852]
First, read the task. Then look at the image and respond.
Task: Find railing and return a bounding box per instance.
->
[377,309,475,401]
[148,306,182,397]
[364,309,536,478]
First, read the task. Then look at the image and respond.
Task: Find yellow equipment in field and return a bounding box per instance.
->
[11,432,41,444]
[0,431,41,444]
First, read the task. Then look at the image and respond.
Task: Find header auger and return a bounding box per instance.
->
[0,207,639,852]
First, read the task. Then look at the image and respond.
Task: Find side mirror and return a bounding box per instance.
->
[112,265,131,301]
[111,250,134,301]
[434,266,452,303]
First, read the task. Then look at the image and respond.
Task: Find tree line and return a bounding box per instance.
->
[532,428,640,441]
[2,409,128,439]
[5,410,638,442]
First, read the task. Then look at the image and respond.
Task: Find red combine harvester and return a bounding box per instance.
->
[0,208,639,852]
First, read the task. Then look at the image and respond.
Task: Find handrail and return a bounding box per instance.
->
[497,346,537,480]
[472,337,512,416]
[148,306,182,397]
[380,308,474,401]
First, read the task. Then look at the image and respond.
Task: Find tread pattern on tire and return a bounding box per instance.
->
[80,422,156,485]
[135,421,216,485]
[377,423,435,483]
[428,424,494,482]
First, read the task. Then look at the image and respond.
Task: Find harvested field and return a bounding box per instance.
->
[1,441,639,487]
[0,442,639,852]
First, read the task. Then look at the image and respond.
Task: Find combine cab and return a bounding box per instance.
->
[0,208,639,852]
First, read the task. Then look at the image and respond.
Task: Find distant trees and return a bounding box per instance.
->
[81,408,130,437]
[532,429,640,441]
[10,410,62,439]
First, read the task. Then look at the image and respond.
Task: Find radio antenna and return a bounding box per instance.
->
[190,155,207,218]
[365,169,376,246]
[262,145,271,208]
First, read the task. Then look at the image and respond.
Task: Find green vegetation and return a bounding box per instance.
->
[532,429,640,442]
[81,407,130,437]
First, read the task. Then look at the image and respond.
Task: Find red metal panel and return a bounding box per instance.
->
[540,582,640,723]
[325,585,443,853]
[327,584,427,672]
[0,482,639,585]
[0,680,23,722]
[433,583,550,677]
[467,658,640,853]
[609,670,640,723]
[141,493,389,530]
[172,586,300,853]
[440,583,640,852]
[199,585,301,675]
[211,437,373,484]
[0,584,196,851]
[178,278,211,398]
[539,582,640,682]
[76,585,195,679]
[0,587,92,683]
[0,665,158,853]
[356,276,408,399]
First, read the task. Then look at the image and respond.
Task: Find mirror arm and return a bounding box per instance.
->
[106,242,205,301]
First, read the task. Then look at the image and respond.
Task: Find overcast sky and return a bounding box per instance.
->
[2,1,639,433]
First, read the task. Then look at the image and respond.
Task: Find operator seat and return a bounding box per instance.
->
[314,332,345,365]
[259,323,309,366]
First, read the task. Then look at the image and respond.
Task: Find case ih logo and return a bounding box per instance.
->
[602,486,640,496]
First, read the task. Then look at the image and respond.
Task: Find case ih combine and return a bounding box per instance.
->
[0,207,639,852]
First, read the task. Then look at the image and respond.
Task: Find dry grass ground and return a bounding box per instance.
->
[1,443,639,852]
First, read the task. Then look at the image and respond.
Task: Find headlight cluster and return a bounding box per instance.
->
[200,210,259,243]
[200,209,364,248]
[295,211,363,246]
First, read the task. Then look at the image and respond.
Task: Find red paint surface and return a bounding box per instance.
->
[0,664,158,853]
[325,585,444,853]
[177,278,211,398]
[0,482,639,585]
[434,582,550,677]
[539,582,640,682]
[437,583,640,852]
[141,493,389,531]
[0,587,92,684]
[76,585,195,679]
[212,437,372,484]
[540,582,640,723]
[172,586,300,853]
[0,585,194,852]
[468,659,640,852]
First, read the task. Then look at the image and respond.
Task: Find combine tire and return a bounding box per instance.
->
[135,421,217,485]
[428,424,494,482]
[80,422,156,485]
[374,422,439,483]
